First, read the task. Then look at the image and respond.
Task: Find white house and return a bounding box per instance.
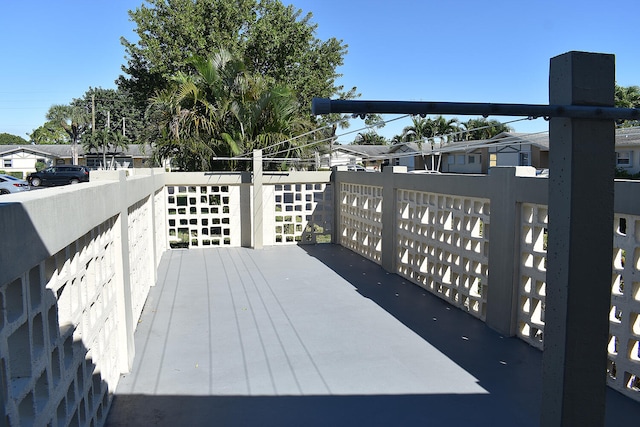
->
[320,144,388,170]
[614,127,640,175]
[0,144,152,178]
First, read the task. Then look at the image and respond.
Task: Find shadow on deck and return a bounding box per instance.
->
[106,245,640,426]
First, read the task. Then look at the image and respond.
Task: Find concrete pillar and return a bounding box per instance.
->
[114,170,136,371]
[381,166,406,272]
[485,167,519,336]
[541,51,615,426]
[252,150,264,249]
[330,166,343,246]
[240,171,253,248]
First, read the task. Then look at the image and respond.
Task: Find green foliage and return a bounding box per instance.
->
[83,128,130,170]
[35,161,47,171]
[394,116,513,144]
[147,51,312,171]
[29,121,69,144]
[615,84,640,127]
[353,131,386,145]
[0,133,28,145]
[0,170,24,178]
[615,167,640,180]
[119,0,350,116]
[399,116,460,147]
[46,104,91,147]
[459,117,513,141]
[72,87,144,143]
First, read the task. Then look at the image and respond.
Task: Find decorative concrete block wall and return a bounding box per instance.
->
[263,181,333,245]
[395,190,490,321]
[165,184,241,248]
[0,169,166,426]
[334,167,640,402]
[339,182,383,263]
[518,203,548,347]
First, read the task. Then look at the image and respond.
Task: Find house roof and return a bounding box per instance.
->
[614,127,640,146]
[333,144,390,158]
[0,144,151,158]
[438,128,640,155]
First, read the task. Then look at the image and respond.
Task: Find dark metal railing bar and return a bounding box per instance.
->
[311,97,640,120]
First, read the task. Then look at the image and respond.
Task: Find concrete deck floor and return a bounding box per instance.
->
[106,245,640,426]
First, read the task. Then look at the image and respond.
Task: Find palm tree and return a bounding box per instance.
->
[401,116,431,145]
[615,84,640,127]
[148,51,310,171]
[109,131,130,169]
[353,131,386,145]
[46,105,91,164]
[428,116,460,145]
[82,129,109,169]
[459,117,513,141]
[615,84,640,108]
[401,116,459,147]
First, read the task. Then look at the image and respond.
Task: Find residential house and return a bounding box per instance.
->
[0,144,152,178]
[320,144,389,171]
[614,127,640,174]
[386,142,445,172]
[437,128,640,175]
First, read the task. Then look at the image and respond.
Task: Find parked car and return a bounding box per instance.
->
[28,165,90,187]
[0,174,31,194]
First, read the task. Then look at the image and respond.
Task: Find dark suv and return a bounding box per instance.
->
[28,165,90,187]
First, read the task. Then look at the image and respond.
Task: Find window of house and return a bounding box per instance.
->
[3,159,11,168]
[490,153,497,167]
[616,151,632,167]
[519,152,530,166]
[447,155,455,165]
[468,154,480,164]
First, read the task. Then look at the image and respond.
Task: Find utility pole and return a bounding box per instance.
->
[122,117,126,137]
[91,93,95,134]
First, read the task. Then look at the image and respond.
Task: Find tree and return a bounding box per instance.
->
[615,84,640,127]
[353,131,386,145]
[0,133,28,145]
[71,87,144,143]
[83,129,109,169]
[459,117,513,141]
[400,116,459,147]
[108,131,130,169]
[119,0,350,116]
[29,121,69,144]
[46,105,91,164]
[148,52,310,171]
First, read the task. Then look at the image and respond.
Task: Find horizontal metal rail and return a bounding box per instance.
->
[311,97,640,120]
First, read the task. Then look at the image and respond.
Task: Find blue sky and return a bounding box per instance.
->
[1,0,638,143]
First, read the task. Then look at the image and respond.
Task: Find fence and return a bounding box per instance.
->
[0,169,166,426]
[333,165,640,402]
[1,165,639,426]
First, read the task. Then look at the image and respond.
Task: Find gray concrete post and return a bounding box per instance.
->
[240,171,253,248]
[541,51,615,426]
[115,170,136,371]
[381,166,406,272]
[330,167,343,246]
[485,167,519,336]
[253,150,264,249]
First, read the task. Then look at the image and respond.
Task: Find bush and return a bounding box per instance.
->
[0,170,24,179]
[615,167,640,180]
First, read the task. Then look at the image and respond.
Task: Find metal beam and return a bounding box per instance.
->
[312,97,640,121]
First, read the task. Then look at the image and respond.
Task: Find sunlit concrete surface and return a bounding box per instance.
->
[106,245,640,426]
